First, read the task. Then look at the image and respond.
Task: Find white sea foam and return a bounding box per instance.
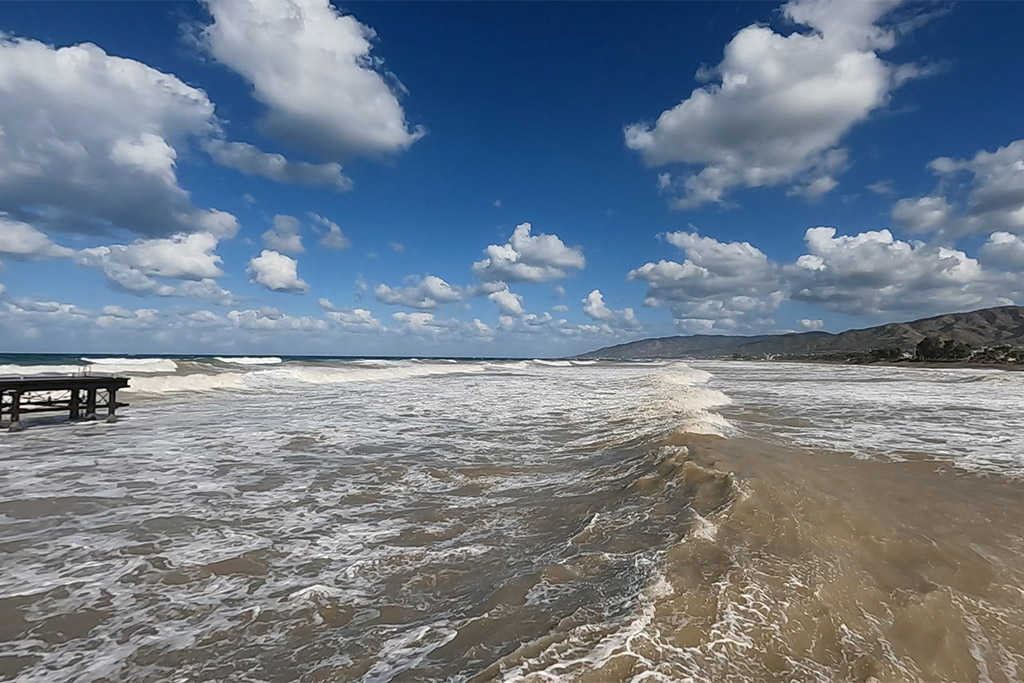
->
[253,362,488,388]
[81,357,179,373]
[694,359,1024,476]
[124,372,245,394]
[213,356,283,365]
[0,363,87,376]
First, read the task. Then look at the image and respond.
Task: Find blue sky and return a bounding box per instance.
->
[1,0,1023,356]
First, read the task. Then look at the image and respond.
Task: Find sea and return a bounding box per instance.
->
[1,354,1023,682]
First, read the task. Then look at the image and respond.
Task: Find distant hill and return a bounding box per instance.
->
[577,306,1024,360]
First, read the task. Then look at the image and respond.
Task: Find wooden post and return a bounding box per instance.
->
[85,388,97,420]
[106,388,118,423]
[69,389,80,420]
[9,391,23,432]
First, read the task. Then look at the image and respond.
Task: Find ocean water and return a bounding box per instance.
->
[1,356,1023,681]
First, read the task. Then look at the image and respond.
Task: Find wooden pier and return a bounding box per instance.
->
[0,375,129,431]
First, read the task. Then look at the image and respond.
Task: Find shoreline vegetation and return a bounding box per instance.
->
[578,305,1024,369]
[739,338,1024,370]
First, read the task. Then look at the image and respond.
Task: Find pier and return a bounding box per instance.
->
[0,376,130,431]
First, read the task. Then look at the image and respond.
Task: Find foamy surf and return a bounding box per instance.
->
[81,357,179,373]
[3,357,1024,682]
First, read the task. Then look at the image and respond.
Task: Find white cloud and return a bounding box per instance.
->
[488,287,525,316]
[629,231,782,332]
[893,139,1024,238]
[76,232,223,281]
[625,0,913,208]
[0,217,74,259]
[799,318,825,330]
[979,232,1024,270]
[891,195,953,234]
[375,275,466,309]
[199,0,424,160]
[308,214,351,251]
[0,35,237,238]
[787,175,839,200]
[551,304,568,313]
[227,306,326,331]
[247,250,309,293]
[391,311,492,340]
[389,241,405,253]
[473,222,585,283]
[582,289,640,329]
[326,308,383,332]
[63,232,235,303]
[262,214,304,253]
[205,140,352,190]
[867,179,894,195]
[788,227,1011,315]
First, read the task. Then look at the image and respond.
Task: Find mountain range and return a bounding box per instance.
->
[577,306,1024,360]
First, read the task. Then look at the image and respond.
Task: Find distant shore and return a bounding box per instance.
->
[787,357,1024,372]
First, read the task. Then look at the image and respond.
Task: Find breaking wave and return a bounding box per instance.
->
[213,356,283,365]
[80,357,179,373]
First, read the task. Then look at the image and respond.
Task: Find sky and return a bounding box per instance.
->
[1,0,1023,357]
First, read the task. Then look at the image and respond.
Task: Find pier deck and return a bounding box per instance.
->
[0,375,130,431]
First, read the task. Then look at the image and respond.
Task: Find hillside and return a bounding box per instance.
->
[577,306,1024,360]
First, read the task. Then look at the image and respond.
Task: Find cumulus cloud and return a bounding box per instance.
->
[199,0,424,160]
[326,308,383,332]
[893,139,1024,239]
[0,217,74,259]
[582,289,641,329]
[262,214,304,253]
[392,311,492,340]
[76,232,223,281]
[787,227,1012,315]
[891,195,954,234]
[0,224,236,304]
[473,222,585,283]
[247,250,309,293]
[0,35,237,238]
[72,232,234,303]
[979,232,1024,270]
[629,231,783,332]
[309,214,351,250]
[375,275,466,309]
[205,140,352,190]
[488,287,525,316]
[632,224,1023,330]
[625,0,916,208]
[227,306,325,330]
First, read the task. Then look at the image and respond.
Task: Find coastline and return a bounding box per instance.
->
[777,358,1024,372]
